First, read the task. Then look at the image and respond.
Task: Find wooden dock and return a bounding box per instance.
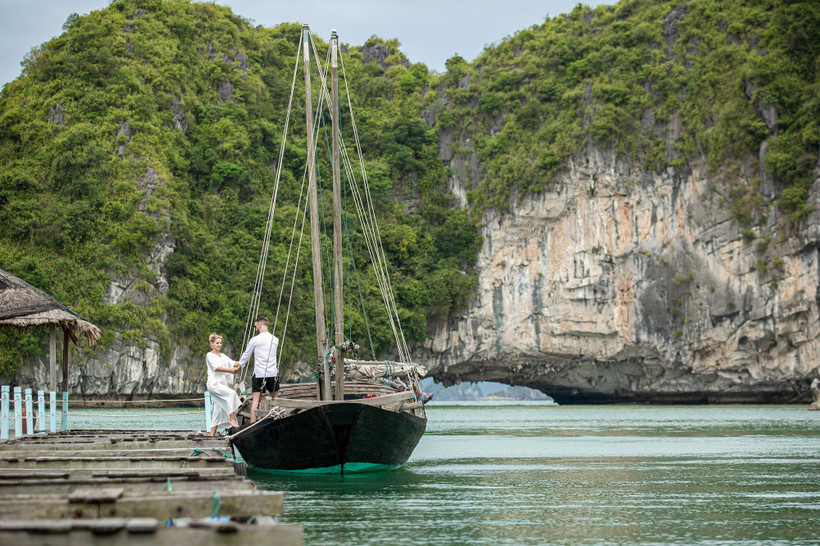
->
[0,430,302,544]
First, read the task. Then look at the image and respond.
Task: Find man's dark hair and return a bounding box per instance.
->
[255,316,269,326]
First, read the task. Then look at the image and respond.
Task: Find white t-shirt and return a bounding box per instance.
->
[238,331,279,378]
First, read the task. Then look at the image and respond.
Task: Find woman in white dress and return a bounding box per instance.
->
[206,333,241,436]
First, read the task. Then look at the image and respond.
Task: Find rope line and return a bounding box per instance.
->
[211,490,222,518]
[240,24,304,384]
[61,398,206,404]
[60,411,204,417]
[239,27,415,384]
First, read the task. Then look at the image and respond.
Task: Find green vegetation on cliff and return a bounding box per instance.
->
[0,0,479,375]
[436,0,819,222]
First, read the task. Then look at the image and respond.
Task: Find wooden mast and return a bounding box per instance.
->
[330,30,346,401]
[302,25,329,400]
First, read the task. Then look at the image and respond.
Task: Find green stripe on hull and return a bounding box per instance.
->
[248,462,402,475]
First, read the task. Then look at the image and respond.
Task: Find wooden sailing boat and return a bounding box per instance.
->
[227,26,427,474]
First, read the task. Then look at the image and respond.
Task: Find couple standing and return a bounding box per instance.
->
[205,316,280,436]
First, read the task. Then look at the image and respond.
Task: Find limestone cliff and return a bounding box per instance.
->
[421,137,820,403]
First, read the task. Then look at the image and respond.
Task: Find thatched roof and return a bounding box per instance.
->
[0,268,101,345]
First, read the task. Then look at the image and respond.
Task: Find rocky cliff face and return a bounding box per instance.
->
[421,135,820,402]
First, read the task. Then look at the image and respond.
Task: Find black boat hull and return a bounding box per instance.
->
[228,403,426,473]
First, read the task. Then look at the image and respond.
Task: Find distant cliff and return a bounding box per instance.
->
[420,145,820,403]
[413,0,820,403]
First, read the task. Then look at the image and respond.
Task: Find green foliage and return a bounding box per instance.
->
[0,0,479,376]
[436,0,819,222]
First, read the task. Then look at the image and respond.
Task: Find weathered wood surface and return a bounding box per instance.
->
[0,489,284,519]
[0,429,301,544]
[0,446,234,458]
[271,389,417,410]
[0,468,235,480]
[0,455,236,470]
[0,517,302,545]
[0,431,224,452]
[0,474,252,495]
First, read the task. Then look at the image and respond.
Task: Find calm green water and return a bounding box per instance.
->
[252,403,820,545]
[68,403,820,545]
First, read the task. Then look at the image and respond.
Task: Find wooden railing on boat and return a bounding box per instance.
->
[237,382,423,423]
[269,389,416,409]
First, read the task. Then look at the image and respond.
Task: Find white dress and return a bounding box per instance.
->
[206,352,241,428]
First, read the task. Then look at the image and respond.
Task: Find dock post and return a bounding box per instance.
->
[49,392,56,433]
[13,387,21,437]
[1,386,8,440]
[24,389,33,436]
[37,390,45,433]
[204,391,212,431]
[62,392,69,431]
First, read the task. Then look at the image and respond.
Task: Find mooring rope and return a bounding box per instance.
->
[61,410,204,417]
[211,490,222,517]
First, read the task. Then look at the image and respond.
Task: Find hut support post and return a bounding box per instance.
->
[49,325,56,393]
[37,390,45,433]
[62,328,70,393]
[49,391,56,433]
[1,385,8,440]
[24,388,32,435]
[13,387,21,437]
[61,392,68,431]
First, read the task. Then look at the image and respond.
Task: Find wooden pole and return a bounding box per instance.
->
[303,25,329,400]
[61,327,70,393]
[330,30,345,401]
[49,325,56,393]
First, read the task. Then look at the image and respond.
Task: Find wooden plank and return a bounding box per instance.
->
[0,468,236,484]
[68,488,124,503]
[0,476,252,495]
[0,447,234,459]
[89,468,235,478]
[4,436,225,445]
[0,490,284,520]
[0,518,302,545]
[0,470,69,479]
[101,490,285,519]
[0,456,235,470]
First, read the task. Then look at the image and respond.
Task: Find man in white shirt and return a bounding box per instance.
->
[238,316,280,423]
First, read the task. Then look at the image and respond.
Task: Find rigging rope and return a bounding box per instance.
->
[340,53,411,362]
[240,30,304,384]
[311,41,412,363]
[241,28,415,383]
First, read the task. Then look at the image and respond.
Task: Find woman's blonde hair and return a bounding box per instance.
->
[208,333,222,345]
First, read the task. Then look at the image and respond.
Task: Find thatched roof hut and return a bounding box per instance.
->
[0,268,101,390]
[0,269,101,343]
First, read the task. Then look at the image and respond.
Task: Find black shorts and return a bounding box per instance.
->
[252,375,280,394]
